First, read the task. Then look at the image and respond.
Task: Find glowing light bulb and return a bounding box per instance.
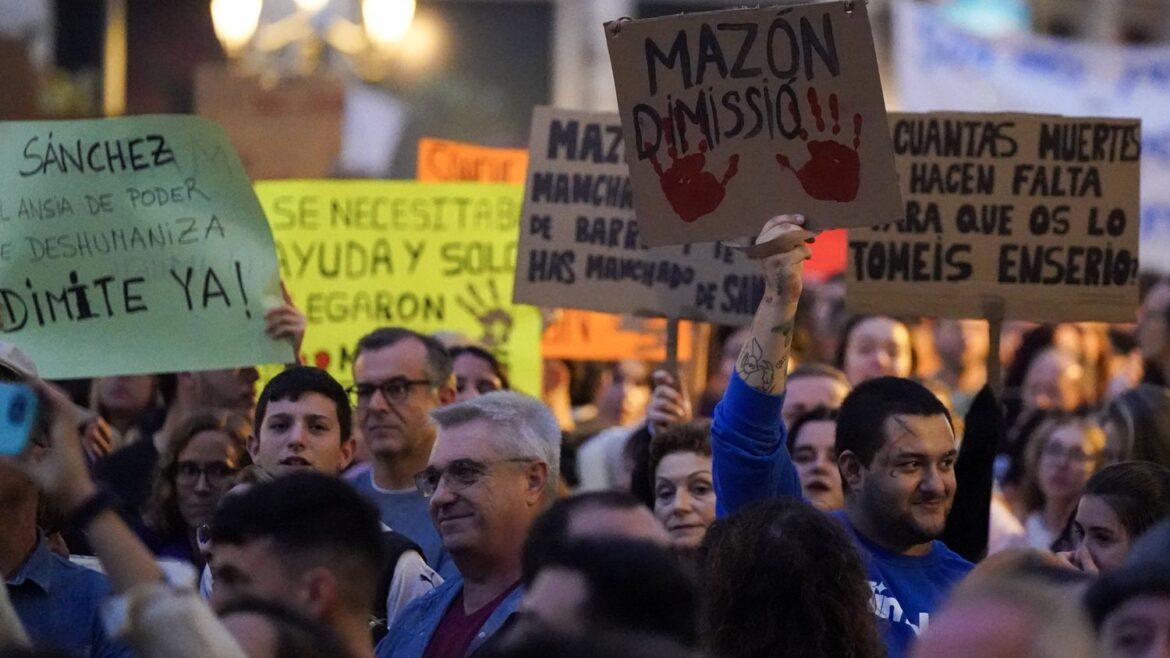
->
[294,0,331,14]
[210,0,263,54]
[363,0,416,50]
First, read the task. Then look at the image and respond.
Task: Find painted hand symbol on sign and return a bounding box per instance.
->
[775,88,863,203]
[455,280,514,348]
[646,120,740,223]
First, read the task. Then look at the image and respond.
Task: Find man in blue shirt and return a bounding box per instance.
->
[1,442,133,657]
[711,215,973,658]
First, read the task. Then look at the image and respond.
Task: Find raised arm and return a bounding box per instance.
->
[711,215,811,517]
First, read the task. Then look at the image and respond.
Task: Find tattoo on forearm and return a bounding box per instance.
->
[739,338,779,393]
[770,321,793,337]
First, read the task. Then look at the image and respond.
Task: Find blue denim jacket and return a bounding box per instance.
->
[374,575,522,658]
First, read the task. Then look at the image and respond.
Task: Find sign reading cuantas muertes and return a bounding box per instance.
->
[0,115,290,378]
[847,112,1141,323]
[604,1,903,247]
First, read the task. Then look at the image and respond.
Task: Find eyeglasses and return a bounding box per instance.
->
[175,461,238,486]
[414,458,534,499]
[1040,442,1104,465]
[346,378,432,407]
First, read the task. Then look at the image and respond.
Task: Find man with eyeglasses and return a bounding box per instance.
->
[348,328,459,579]
[375,391,561,658]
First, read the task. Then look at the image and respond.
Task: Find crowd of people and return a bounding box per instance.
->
[3,213,1170,658]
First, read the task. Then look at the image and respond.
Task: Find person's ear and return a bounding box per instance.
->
[338,437,356,471]
[299,566,340,620]
[437,381,456,406]
[837,449,865,491]
[245,434,261,461]
[524,461,549,505]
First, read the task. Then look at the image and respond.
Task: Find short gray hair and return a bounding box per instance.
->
[431,391,561,497]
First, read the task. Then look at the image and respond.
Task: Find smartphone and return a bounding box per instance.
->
[0,382,38,456]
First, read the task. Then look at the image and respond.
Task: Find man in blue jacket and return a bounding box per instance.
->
[375,391,561,658]
[711,215,973,658]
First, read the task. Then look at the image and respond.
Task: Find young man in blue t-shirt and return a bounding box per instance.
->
[710,215,974,658]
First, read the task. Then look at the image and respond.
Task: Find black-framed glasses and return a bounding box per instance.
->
[346,378,433,407]
[414,458,534,499]
[175,461,238,486]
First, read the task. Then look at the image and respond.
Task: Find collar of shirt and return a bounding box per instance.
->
[5,534,54,594]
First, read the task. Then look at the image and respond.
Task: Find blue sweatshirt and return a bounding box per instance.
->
[712,371,973,658]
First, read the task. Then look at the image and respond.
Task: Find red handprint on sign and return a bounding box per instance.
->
[645,119,739,224]
[776,88,863,203]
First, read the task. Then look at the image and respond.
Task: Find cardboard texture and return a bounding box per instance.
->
[195,66,343,180]
[0,115,289,377]
[514,106,762,327]
[604,1,902,246]
[847,112,1141,323]
[254,180,541,395]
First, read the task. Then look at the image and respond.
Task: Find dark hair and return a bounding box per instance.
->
[1084,520,1170,628]
[145,410,252,537]
[833,314,917,377]
[210,472,384,613]
[1103,385,1170,467]
[701,499,883,658]
[1083,461,1170,540]
[786,406,839,453]
[648,420,711,485]
[541,538,698,646]
[217,595,352,658]
[355,327,453,387]
[522,491,646,586]
[788,362,850,387]
[449,344,510,391]
[254,367,351,443]
[836,376,952,468]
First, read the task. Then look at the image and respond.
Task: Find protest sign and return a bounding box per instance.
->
[542,311,694,362]
[604,1,902,247]
[893,1,1170,273]
[0,115,289,378]
[847,112,1141,323]
[255,180,541,395]
[417,137,529,184]
[412,136,685,361]
[515,106,764,327]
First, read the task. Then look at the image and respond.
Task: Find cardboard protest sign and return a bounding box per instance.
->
[417,138,529,184]
[847,112,1141,322]
[412,136,688,361]
[542,311,694,362]
[0,115,289,378]
[604,1,902,247]
[515,106,765,327]
[254,180,541,395]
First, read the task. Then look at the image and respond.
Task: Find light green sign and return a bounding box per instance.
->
[0,115,290,378]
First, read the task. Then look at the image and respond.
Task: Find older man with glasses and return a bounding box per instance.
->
[375,390,561,658]
[348,327,460,580]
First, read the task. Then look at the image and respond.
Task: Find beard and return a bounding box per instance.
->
[859,479,952,548]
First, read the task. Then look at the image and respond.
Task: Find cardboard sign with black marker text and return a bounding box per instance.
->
[604,1,902,247]
[514,106,765,326]
[847,112,1141,323]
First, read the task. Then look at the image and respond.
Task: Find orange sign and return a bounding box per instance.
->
[417,137,528,184]
[542,311,693,362]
